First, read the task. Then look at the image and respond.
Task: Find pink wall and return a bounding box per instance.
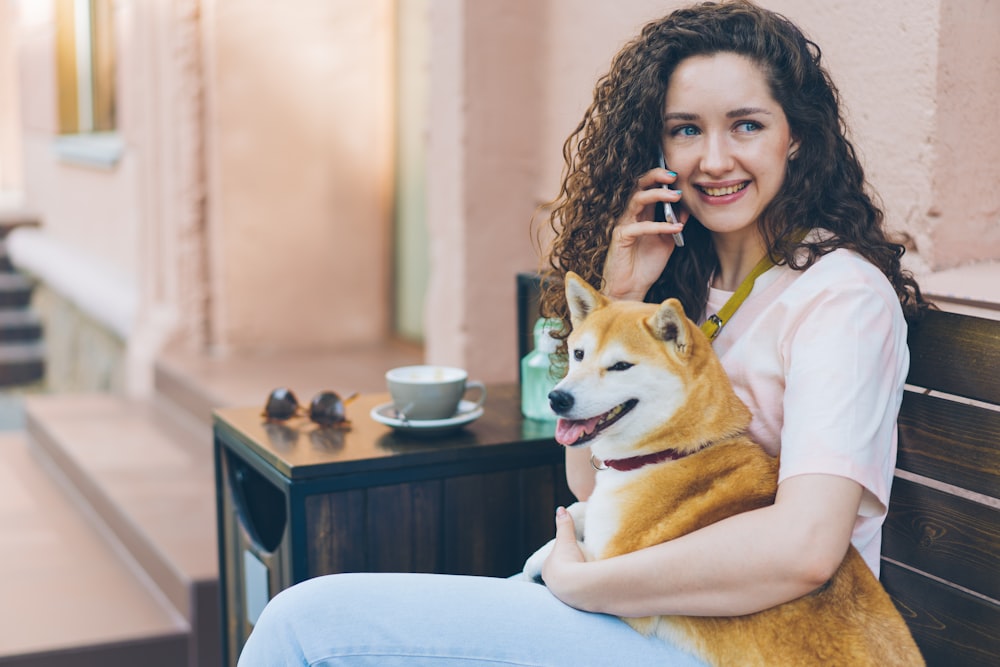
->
[16,1,137,276]
[203,0,394,352]
[5,0,396,394]
[0,0,22,191]
[930,0,1000,266]
[424,1,549,370]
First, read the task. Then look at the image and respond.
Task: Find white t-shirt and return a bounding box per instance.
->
[703,247,909,575]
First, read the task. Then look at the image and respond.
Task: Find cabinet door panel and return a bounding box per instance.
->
[443,469,524,576]
[368,480,443,573]
[305,489,366,576]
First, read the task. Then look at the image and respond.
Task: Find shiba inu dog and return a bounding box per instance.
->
[521,271,923,667]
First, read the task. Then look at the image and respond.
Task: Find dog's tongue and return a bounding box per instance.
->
[555,417,601,446]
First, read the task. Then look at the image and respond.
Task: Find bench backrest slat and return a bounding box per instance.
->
[882,308,1000,667]
[896,391,1000,502]
[904,309,1000,404]
[880,560,1000,667]
[882,477,999,600]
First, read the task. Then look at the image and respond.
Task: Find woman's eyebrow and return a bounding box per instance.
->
[727,106,773,118]
[664,107,774,122]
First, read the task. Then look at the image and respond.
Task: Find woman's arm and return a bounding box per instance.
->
[541,472,863,617]
[565,445,597,501]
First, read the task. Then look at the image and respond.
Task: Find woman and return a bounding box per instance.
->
[240,2,926,664]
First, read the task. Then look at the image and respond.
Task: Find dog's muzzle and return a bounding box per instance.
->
[548,389,574,415]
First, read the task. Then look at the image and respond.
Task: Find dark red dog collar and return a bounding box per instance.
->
[591,438,723,472]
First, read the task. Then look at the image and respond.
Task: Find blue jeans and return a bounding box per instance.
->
[238,573,709,666]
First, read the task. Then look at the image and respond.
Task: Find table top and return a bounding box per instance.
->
[213,384,559,480]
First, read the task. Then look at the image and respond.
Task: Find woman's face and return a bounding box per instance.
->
[662,52,798,242]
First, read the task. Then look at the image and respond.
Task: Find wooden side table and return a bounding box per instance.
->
[214,385,569,666]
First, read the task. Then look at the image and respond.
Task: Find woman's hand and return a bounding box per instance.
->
[540,507,594,610]
[602,168,687,302]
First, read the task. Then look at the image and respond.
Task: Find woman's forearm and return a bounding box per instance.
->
[571,507,826,617]
[546,474,863,617]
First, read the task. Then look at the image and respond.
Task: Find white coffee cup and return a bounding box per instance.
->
[386,365,486,421]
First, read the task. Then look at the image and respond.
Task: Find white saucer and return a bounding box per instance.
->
[370,400,484,434]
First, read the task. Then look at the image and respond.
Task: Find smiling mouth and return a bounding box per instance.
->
[554,399,638,446]
[698,182,749,197]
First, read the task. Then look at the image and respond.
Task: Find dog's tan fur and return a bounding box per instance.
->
[526,272,923,666]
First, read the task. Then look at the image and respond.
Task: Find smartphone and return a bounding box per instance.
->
[655,149,684,247]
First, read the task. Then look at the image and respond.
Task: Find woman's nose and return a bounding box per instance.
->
[700,134,735,175]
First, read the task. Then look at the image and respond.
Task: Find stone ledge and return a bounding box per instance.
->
[6,228,136,339]
[920,260,1000,320]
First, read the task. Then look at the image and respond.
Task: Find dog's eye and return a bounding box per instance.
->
[573,349,584,361]
[608,361,633,372]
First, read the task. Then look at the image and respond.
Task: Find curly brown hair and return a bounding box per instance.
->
[539,0,926,340]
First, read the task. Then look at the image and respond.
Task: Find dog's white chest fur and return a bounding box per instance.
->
[583,469,645,558]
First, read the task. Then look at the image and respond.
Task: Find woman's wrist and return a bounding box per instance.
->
[600,281,647,302]
[603,290,647,303]
[548,559,606,613]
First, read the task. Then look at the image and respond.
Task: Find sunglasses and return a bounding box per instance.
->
[263,387,356,427]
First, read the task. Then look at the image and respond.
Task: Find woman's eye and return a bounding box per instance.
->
[672,125,700,137]
[608,361,633,372]
[574,349,584,361]
[735,120,762,133]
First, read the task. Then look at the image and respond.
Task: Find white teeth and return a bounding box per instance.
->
[702,183,747,197]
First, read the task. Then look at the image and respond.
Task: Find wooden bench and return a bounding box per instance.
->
[517,274,1000,665]
[880,307,1000,666]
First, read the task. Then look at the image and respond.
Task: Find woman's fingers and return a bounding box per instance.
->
[635,167,679,190]
[626,184,683,221]
[600,168,687,301]
[544,507,586,569]
[615,220,685,244]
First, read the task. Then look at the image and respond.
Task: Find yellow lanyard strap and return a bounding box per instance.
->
[700,253,775,342]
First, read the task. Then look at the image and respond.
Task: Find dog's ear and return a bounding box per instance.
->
[649,298,690,353]
[564,271,608,327]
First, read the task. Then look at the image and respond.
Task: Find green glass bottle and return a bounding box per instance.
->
[521,318,561,421]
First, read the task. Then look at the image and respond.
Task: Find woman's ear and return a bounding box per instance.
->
[788,137,801,160]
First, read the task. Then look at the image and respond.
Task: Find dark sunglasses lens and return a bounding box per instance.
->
[265,388,299,420]
[309,391,346,426]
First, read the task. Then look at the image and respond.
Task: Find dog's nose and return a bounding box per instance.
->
[548,389,574,415]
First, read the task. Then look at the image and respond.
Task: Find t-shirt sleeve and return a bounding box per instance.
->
[777,280,909,519]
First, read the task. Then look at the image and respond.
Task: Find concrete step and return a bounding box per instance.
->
[0,309,43,342]
[0,340,44,386]
[0,206,40,271]
[23,395,220,666]
[0,206,41,236]
[0,273,34,308]
[0,433,188,666]
[0,244,13,272]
